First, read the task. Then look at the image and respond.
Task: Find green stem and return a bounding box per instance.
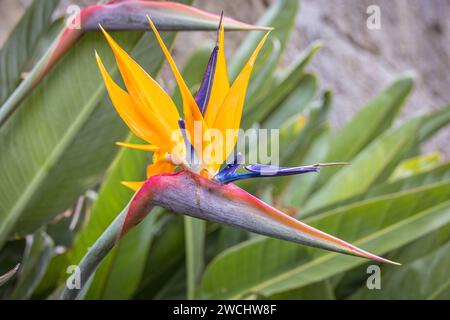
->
[59,207,127,300]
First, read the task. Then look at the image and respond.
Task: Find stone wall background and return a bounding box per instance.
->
[1,0,449,158]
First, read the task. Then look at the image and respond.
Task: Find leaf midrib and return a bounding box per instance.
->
[0,35,143,248]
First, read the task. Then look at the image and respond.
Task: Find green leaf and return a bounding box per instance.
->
[245,38,281,109]
[85,211,160,300]
[242,43,321,128]
[0,31,173,249]
[135,215,186,299]
[263,73,320,129]
[229,0,300,80]
[279,91,332,167]
[184,217,205,299]
[0,0,59,105]
[350,240,450,299]
[417,104,450,143]
[312,75,414,190]
[266,281,335,300]
[252,91,331,196]
[306,161,450,217]
[334,220,450,299]
[390,152,441,181]
[10,231,54,299]
[368,162,450,198]
[282,129,331,207]
[199,181,450,299]
[303,116,421,212]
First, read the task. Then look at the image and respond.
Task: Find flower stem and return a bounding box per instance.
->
[59,207,128,300]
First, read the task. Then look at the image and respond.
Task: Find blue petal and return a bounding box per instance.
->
[178,119,197,165]
[195,46,218,114]
[245,164,320,176]
[215,162,321,184]
[194,12,223,115]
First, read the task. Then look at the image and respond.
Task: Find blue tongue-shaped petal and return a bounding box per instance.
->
[245,164,321,176]
[215,162,348,184]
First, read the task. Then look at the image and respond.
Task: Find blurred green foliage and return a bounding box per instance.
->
[0,0,449,300]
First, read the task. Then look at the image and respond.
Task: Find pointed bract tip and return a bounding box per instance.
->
[313,162,350,168]
[367,253,401,266]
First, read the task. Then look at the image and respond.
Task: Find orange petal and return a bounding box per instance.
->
[96,52,166,147]
[116,142,160,152]
[99,26,180,147]
[146,162,176,179]
[121,181,145,192]
[147,16,208,152]
[204,16,230,127]
[213,32,270,164]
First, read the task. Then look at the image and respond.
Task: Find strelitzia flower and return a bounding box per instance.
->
[95,16,399,265]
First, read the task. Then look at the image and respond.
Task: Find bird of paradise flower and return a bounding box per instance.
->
[69,15,401,300]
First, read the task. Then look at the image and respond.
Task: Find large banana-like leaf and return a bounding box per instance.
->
[303,116,421,212]
[334,220,450,299]
[350,240,450,299]
[0,0,59,105]
[311,75,414,190]
[307,161,450,217]
[304,105,450,213]
[199,181,450,299]
[0,31,172,249]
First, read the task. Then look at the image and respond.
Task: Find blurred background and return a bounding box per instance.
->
[1,0,449,157]
[1,0,450,301]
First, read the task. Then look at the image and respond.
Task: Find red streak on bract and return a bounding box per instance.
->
[120,170,185,237]
[217,181,397,264]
